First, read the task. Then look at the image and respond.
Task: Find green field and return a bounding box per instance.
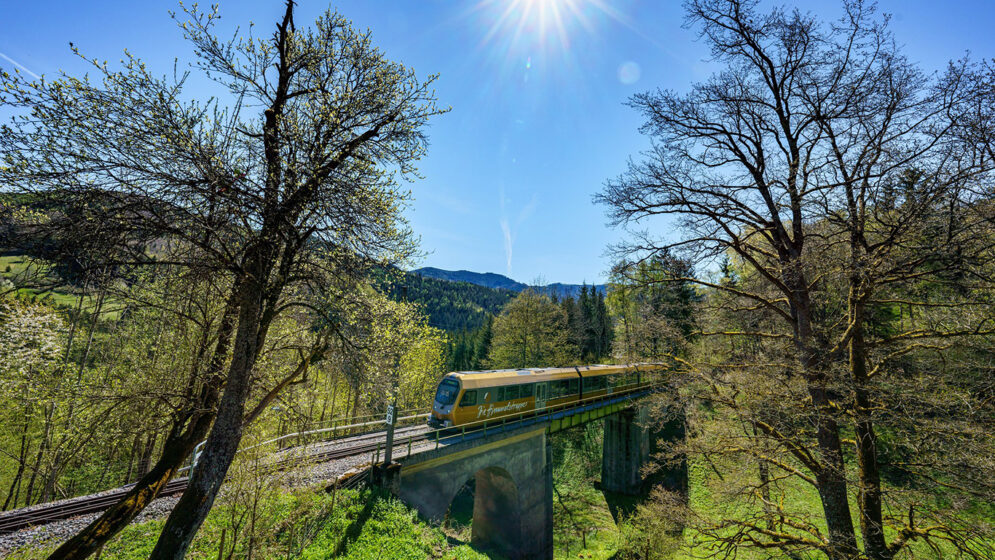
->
[1,254,120,319]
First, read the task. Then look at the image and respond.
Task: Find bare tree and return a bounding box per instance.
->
[598,1,995,558]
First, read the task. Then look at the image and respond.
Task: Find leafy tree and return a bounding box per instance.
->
[488,289,576,368]
[551,424,608,555]
[0,294,66,509]
[444,317,493,372]
[560,287,613,364]
[615,487,686,560]
[0,1,444,557]
[608,254,698,362]
[474,315,493,367]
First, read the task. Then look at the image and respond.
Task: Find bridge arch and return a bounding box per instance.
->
[444,467,523,557]
[398,426,553,559]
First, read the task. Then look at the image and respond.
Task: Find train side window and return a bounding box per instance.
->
[506,385,520,400]
[460,390,477,407]
[521,384,534,397]
[557,380,570,397]
[568,379,578,394]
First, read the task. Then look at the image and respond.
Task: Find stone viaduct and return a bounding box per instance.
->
[382,395,687,560]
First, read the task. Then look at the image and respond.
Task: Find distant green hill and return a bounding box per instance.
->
[380,269,516,332]
[412,266,605,299]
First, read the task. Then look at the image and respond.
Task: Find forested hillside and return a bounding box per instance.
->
[379,269,516,332]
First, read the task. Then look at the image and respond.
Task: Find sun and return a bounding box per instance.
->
[475,0,626,53]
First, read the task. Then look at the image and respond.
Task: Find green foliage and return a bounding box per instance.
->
[560,286,614,364]
[445,316,493,372]
[613,487,685,560]
[551,424,614,558]
[7,488,492,560]
[608,254,698,362]
[302,495,484,560]
[488,289,577,368]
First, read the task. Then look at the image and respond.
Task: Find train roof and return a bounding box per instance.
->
[446,363,665,389]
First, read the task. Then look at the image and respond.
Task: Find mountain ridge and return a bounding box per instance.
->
[412,266,605,298]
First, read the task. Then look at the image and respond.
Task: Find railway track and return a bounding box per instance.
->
[0,426,431,535]
[0,478,188,535]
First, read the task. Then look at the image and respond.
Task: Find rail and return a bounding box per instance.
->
[302,407,430,430]
[178,410,431,475]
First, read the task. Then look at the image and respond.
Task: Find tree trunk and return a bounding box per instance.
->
[3,417,30,510]
[124,434,141,484]
[351,379,361,425]
[96,446,118,489]
[46,293,240,560]
[850,295,889,560]
[807,384,858,560]
[138,433,158,480]
[46,412,216,560]
[794,287,858,560]
[62,290,86,364]
[149,268,269,559]
[25,403,55,505]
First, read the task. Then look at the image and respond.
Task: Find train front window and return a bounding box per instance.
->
[435,379,460,405]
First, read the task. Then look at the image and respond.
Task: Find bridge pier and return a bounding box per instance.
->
[602,404,687,497]
[602,407,650,494]
[396,426,553,560]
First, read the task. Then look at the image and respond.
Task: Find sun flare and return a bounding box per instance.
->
[476,0,626,54]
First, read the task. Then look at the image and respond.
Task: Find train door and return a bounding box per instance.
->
[535,382,547,410]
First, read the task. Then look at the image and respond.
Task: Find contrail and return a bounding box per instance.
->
[501,217,514,275]
[499,191,539,276]
[0,52,41,80]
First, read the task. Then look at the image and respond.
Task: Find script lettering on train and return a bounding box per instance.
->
[477,400,528,419]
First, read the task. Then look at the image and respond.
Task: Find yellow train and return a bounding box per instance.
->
[428,364,664,429]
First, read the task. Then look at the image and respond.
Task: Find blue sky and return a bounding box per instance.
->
[3,1,995,284]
